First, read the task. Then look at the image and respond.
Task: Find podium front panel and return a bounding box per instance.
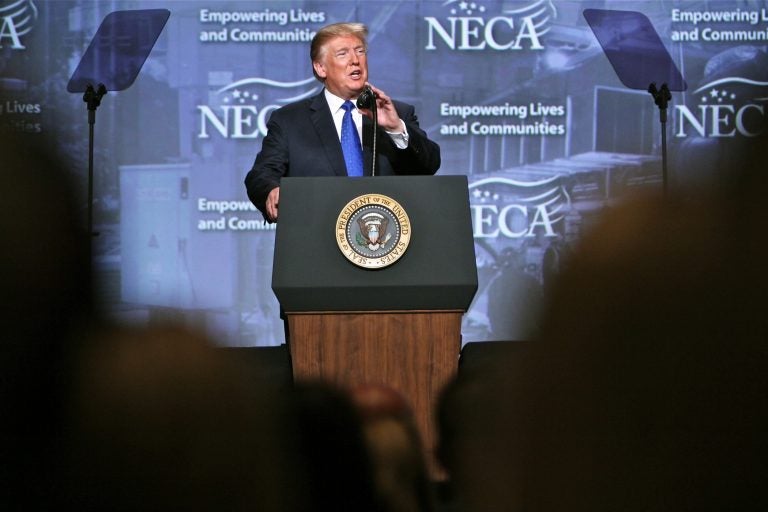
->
[272,175,477,312]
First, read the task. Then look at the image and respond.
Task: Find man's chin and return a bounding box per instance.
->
[349,84,366,96]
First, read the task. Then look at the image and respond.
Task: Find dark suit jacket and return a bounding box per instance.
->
[244,90,440,220]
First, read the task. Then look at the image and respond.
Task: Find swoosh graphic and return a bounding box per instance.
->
[469,176,560,189]
[14,14,34,34]
[505,0,552,16]
[694,77,768,94]
[518,186,562,203]
[540,194,564,208]
[276,85,322,104]
[0,0,37,36]
[218,76,315,94]
[0,0,28,14]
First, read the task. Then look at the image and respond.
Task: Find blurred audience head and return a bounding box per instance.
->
[509,192,768,511]
[64,325,303,512]
[439,121,768,511]
[0,132,91,333]
[473,184,768,510]
[436,350,529,512]
[351,384,435,512]
[288,380,379,512]
[1,132,90,508]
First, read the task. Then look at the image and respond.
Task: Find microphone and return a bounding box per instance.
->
[356,86,376,111]
[356,86,377,176]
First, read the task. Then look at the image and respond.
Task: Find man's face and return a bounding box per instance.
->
[313,35,368,100]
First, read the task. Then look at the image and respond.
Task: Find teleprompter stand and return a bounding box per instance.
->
[67,9,170,244]
[584,9,687,195]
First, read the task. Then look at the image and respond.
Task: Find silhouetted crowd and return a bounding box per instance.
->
[3,123,767,511]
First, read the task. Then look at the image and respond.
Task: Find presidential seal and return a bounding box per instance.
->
[336,193,411,269]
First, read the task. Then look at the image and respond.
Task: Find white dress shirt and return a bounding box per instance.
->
[324,89,409,149]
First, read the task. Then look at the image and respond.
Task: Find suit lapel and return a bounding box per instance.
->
[309,92,348,177]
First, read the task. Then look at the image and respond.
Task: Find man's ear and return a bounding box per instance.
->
[313,61,327,79]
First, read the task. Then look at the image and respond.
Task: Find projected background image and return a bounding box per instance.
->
[3,0,766,346]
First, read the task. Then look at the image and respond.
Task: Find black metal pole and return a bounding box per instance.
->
[648,82,672,196]
[83,83,107,243]
[660,110,668,196]
[371,103,378,177]
[357,87,378,176]
[87,109,95,238]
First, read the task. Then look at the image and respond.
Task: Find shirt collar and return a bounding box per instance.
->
[324,88,358,113]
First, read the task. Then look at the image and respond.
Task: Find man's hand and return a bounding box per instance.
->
[360,83,404,133]
[266,187,280,222]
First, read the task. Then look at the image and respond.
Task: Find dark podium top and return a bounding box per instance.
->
[272,175,478,312]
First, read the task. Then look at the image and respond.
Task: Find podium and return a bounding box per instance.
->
[272,175,478,470]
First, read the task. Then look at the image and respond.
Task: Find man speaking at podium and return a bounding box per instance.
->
[244,22,441,223]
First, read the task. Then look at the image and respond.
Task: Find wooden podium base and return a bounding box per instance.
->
[287,310,462,475]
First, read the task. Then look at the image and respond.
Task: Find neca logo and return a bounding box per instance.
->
[675,77,768,138]
[469,176,569,239]
[0,0,37,50]
[424,0,556,51]
[197,77,318,139]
